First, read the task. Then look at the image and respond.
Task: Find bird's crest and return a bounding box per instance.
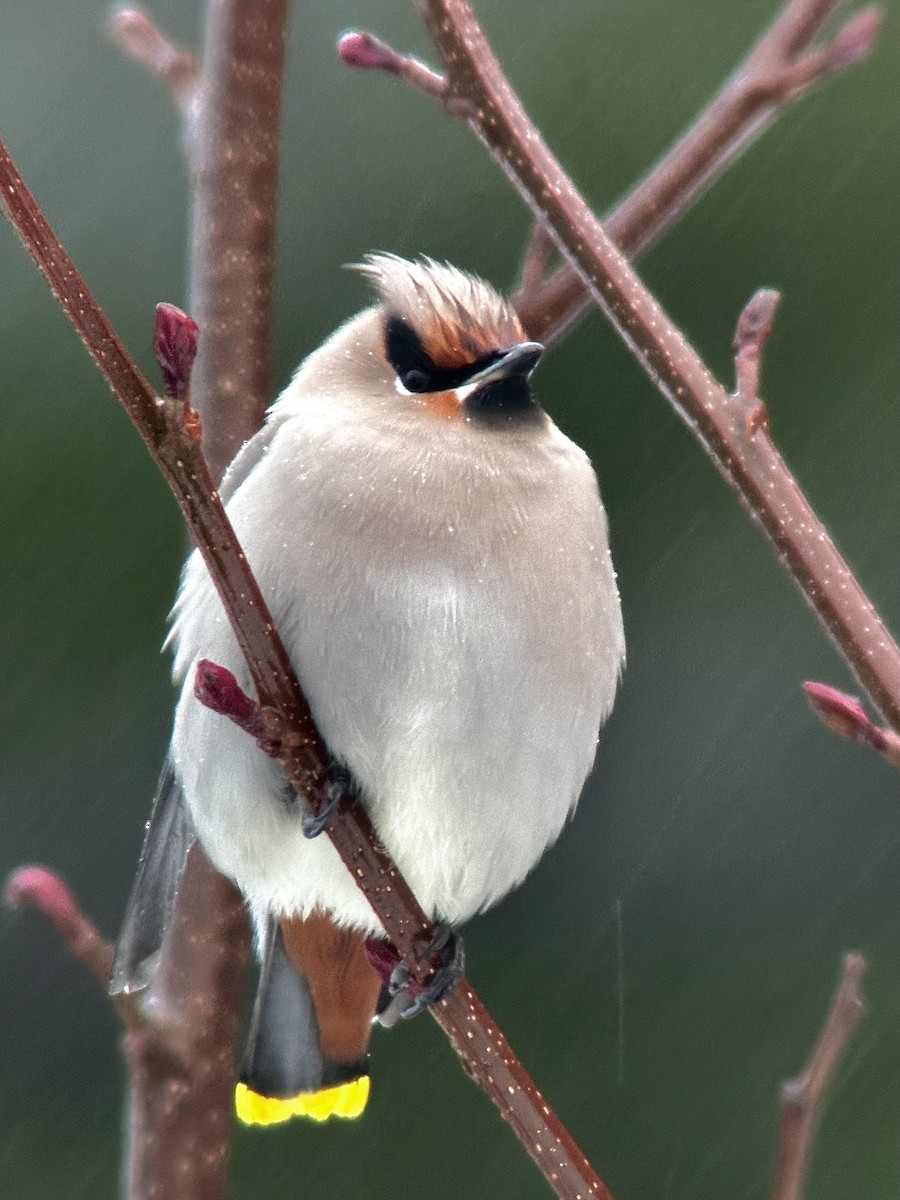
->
[355,254,525,369]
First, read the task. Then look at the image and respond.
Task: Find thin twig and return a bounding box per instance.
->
[803,682,900,769]
[0,135,617,1200]
[341,3,880,345]
[338,31,448,100]
[518,221,556,294]
[770,954,866,1200]
[109,7,199,110]
[403,0,900,734]
[513,2,882,343]
[5,867,115,991]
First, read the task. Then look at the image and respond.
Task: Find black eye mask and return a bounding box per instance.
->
[384,315,501,393]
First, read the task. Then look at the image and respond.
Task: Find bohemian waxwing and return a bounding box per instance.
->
[114,254,625,1125]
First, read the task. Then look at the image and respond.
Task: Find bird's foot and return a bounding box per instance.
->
[300,762,357,838]
[388,924,465,1021]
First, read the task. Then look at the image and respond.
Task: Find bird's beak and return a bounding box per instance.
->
[466,341,544,388]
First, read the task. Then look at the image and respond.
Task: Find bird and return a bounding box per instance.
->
[113,254,625,1126]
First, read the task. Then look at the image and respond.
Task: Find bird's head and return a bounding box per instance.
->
[354,254,544,424]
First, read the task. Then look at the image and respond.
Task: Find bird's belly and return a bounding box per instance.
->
[172,553,614,936]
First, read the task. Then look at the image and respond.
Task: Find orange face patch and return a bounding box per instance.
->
[415,387,464,420]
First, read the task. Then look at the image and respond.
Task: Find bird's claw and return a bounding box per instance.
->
[389,924,465,1020]
[300,763,356,838]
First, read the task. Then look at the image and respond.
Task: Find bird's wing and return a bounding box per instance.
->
[111,760,195,994]
[217,412,290,504]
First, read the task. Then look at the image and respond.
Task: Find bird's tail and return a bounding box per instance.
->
[237,913,381,1126]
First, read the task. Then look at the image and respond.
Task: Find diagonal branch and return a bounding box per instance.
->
[0,136,617,1200]
[402,0,900,733]
[512,2,881,343]
[340,2,880,345]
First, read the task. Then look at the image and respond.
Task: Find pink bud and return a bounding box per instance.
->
[338,31,402,74]
[828,8,882,71]
[734,289,780,353]
[195,659,257,724]
[154,302,199,399]
[6,866,81,924]
[802,681,878,747]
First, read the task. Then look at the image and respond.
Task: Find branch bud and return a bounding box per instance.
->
[826,8,883,72]
[338,31,403,74]
[6,865,81,922]
[195,659,258,725]
[153,303,199,401]
[803,680,872,739]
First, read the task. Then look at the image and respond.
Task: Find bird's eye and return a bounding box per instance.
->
[400,368,429,392]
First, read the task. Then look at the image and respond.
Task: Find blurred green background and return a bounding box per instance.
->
[1,1,898,1197]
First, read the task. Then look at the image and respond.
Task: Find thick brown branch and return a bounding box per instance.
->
[0,132,612,1200]
[417,0,900,733]
[770,954,866,1200]
[187,0,288,481]
[803,682,900,769]
[126,846,249,1200]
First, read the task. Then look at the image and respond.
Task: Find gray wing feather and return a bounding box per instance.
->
[217,413,288,505]
[111,760,195,994]
[240,917,327,1097]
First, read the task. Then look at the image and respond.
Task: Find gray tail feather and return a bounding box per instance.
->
[111,760,196,995]
[240,918,367,1099]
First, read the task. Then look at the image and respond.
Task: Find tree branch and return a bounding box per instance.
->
[517,221,556,295]
[117,4,288,1192]
[187,0,288,482]
[512,1,882,343]
[109,8,199,110]
[340,2,881,345]
[770,953,866,1200]
[5,867,116,993]
[380,0,900,734]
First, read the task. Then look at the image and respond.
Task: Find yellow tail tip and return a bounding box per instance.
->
[235,1076,370,1126]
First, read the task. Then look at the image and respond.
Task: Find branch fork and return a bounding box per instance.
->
[109,7,199,110]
